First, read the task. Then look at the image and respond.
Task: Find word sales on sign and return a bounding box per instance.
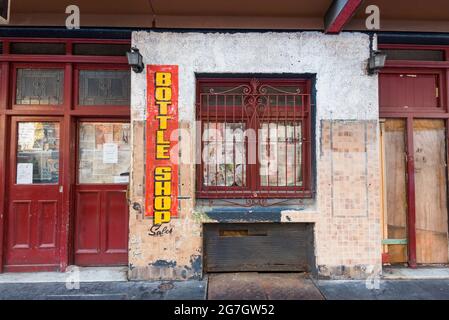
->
[145,65,179,224]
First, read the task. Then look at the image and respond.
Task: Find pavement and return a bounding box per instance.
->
[1,268,449,300]
[0,280,207,300]
[208,273,324,300]
[0,266,207,300]
[316,279,449,300]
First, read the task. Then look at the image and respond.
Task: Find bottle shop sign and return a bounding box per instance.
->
[145,65,178,224]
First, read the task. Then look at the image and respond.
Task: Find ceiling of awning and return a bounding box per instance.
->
[353,0,449,21]
[11,0,331,16]
[149,0,331,17]
[12,0,153,15]
[6,0,449,32]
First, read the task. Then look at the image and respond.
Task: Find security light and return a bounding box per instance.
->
[368,50,387,75]
[127,47,144,73]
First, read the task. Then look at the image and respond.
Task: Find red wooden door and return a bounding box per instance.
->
[5,118,63,271]
[74,121,129,266]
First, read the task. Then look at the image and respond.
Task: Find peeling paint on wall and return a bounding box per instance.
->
[129,31,381,280]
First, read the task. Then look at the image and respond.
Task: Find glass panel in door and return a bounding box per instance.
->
[78,122,130,184]
[16,122,60,184]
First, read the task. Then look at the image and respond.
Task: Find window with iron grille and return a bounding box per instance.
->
[196,77,312,199]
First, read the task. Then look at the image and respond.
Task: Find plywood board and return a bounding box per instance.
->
[414,119,449,264]
[384,119,408,263]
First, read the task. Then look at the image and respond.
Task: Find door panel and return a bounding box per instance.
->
[5,119,62,270]
[11,201,32,248]
[413,119,449,264]
[74,121,129,266]
[75,191,101,254]
[104,190,128,253]
[382,119,408,263]
[36,200,58,248]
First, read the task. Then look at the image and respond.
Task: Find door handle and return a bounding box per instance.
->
[59,185,63,193]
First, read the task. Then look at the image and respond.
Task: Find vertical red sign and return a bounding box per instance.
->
[145,65,178,224]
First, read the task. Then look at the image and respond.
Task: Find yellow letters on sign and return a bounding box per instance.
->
[154,211,171,225]
[156,72,172,87]
[156,145,170,159]
[155,167,172,180]
[147,67,178,224]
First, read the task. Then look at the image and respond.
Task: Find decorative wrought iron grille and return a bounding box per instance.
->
[196,78,312,199]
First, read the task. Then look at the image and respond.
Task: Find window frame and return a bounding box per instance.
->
[74,64,131,110]
[196,77,312,199]
[11,63,69,111]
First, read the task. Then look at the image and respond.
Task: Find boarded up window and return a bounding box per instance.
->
[380,73,440,111]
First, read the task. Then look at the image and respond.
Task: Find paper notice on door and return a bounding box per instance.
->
[103,143,118,164]
[17,163,33,184]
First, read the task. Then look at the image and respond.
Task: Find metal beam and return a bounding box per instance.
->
[324,0,363,34]
[379,32,449,46]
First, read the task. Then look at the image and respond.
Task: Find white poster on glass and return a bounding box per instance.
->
[17,163,33,184]
[103,143,118,164]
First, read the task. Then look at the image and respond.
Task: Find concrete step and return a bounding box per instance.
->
[0,266,128,283]
[382,267,449,280]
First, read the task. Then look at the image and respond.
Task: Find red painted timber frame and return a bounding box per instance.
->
[324,0,363,34]
[0,62,8,273]
[379,44,449,268]
[0,38,130,272]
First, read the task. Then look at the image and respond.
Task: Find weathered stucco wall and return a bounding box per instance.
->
[129,31,381,280]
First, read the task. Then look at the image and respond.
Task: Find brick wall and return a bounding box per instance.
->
[282,120,381,279]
